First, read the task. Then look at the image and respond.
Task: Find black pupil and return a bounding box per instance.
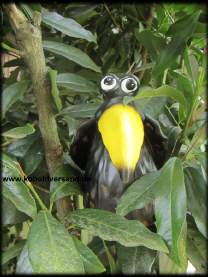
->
[104,76,113,85]
[126,79,136,90]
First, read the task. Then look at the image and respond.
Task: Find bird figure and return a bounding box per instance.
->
[70,74,167,228]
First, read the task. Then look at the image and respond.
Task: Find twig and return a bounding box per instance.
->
[126,61,136,74]
[103,2,121,32]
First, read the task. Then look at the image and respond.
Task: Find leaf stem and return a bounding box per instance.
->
[102,240,116,273]
[16,163,48,211]
[76,195,90,244]
[25,179,48,211]
[103,3,121,32]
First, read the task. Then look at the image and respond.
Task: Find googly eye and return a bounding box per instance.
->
[121,77,138,93]
[100,75,117,91]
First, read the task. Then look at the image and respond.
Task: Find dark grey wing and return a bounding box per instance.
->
[133,114,167,180]
[70,118,97,170]
[143,114,168,169]
[84,131,124,212]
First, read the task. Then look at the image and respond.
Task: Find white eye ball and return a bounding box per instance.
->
[121,78,138,93]
[101,75,117,91]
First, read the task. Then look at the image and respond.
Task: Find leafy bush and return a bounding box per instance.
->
[1,3,206,274]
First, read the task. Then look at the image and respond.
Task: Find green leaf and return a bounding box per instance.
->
[2,153,37,219]
[3,197,28,225]
[155,158,187,267]
[50,165,82,204]
[16,243,33,273]
[43,41,101,72]
[186,215,207,273]
[153,11,200,77]
[7,132,44,175]
[132,85,187,115]
[28,211,84,273]
[159,252,186,274]
[184,166,206,238]
[117,244,156,274]
[2,123,35,139]
[58,103,99,118]
[20,3,34,19]
[48,69,62,111]
[42,8,96,43]
[2,81,29,118]
[184,49,199,85]
[2,240,26,265]
[135,29,166,60]
[135,96,168,119]
[103,240,116,273]
[57,73,98,94]
[193,22,206,37]
[116,171,160,216]
[8,132,39,158]
[170,70,193,109]
[67,208,168,253]
[22,141,44,175]
[166,12,200,37]
[73,236,105,274]
[63,116,80,137]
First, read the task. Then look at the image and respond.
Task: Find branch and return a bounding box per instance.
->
[103,3,122,32]
[4,4,71,218]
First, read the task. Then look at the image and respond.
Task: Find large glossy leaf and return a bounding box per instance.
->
[50,165,82,204]
[186,215,206,273]
[184,166,206,238]
[2,153,37,219]
[73,236,105,274]
[2,197,29,225]
[117,244,156,273]
[170,70,193,112]
[135,29,166,60]
[58,103,99,118]
[152,11,200,77]
[22,140,44,175]
[116,171,160,216]
[42,8,96,43]
[184,49,200,84]
[131,86,187,115]
[57,73,98,94]
[159,252,186,274]
[2,123,35,139]
[2,81,29,118]
[2,240,26,265]
[28,211,84,273]
[155,158,187,267]
[135,96,167,119]
[43,41,101,72]
[68,209,168,253]
[7,132,44,175]
[7,132,40,158]
[16,243,33,273]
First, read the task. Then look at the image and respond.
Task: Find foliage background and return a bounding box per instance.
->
[1,3,207,274]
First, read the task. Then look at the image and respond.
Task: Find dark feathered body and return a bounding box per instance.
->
[70,94,167,227]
